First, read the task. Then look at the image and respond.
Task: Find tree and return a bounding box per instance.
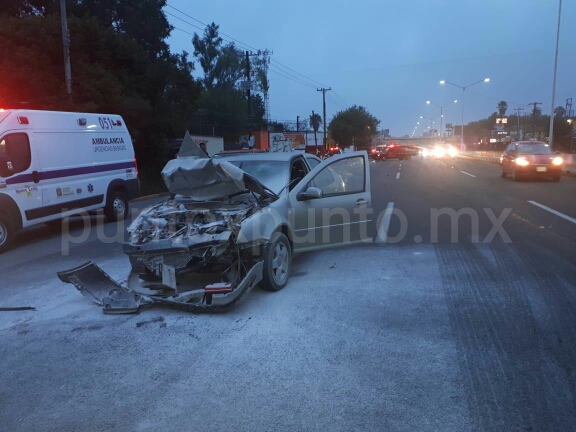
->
[192,22,223,90]
[328,106,380,150]
[309,112,322,146]
[497,101,508,117]
[0,7,201,182]
[554,106,566,118]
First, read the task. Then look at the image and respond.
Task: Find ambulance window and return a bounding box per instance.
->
[0,133,31,174]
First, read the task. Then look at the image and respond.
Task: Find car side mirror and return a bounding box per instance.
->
[297,186,323,201]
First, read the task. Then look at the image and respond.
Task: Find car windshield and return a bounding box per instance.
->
[227,160,289,194]
[517,143,552,154]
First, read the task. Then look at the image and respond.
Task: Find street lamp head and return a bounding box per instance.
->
[439,80,445,85]
[417,122,420,124]
[420,116,423,118]
[426,101,431,105]
[453,100,458,103]
[484,78,490,82]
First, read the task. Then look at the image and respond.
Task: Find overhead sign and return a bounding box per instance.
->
[445,123,453,129]
[496,118,508,124]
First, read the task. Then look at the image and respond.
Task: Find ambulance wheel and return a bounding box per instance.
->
[0,213,15,254]
[105,190,129,222]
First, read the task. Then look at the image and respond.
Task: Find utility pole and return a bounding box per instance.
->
[312,110,318,147]
[528,102,542,138]
[245,51,252,147]
[317,87,331,150]
[296,115,299,132]
[514,107,525,139]
[60,0,72,96]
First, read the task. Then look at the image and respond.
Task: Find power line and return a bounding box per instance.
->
[166,4,259,51]
[165,3,331,90]
[268,66,317,89]
[331,90,349,108]
[164,11,206,33]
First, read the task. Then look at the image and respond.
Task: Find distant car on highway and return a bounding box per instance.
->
[500,141,563,181]
[371,143,415,161]
[431,144,458,159]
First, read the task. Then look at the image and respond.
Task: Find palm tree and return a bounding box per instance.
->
[309,112,322,146]
[497,101,508,117]
[554,106,566,118]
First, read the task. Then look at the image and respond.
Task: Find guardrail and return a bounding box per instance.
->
[459,151,576,176]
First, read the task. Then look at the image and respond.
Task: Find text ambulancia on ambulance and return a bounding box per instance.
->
[0,109,140,253]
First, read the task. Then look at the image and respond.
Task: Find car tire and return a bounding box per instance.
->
[512,170,522,182]
[105,190,129,222]
[381,155,387,161]
[406,155,411,160]
[552,176,561,182]
[0,212,16,254]
[501,171,507,178]
[260,232,291,292]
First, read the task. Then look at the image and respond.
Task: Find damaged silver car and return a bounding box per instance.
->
[58,133,372,313]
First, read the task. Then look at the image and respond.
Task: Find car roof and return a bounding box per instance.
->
[220,151,305,163]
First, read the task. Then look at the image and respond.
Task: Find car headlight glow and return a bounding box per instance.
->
[552,156,563,166]
[433,147,445,157]
[448,147,457,157]
[515,157,529,166]
[422,149,429,157]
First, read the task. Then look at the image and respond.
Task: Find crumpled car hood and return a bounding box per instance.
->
[161,131,277,201]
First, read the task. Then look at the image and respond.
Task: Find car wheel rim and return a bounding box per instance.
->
[0,223,6,246]
[272,243,289,285]
[113,197,126,217]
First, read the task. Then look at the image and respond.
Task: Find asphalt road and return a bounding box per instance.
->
[1,156,575,431]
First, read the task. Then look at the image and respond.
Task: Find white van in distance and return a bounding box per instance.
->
[0,109,140,252]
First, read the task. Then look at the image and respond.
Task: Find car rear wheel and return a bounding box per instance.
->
[0,213,15,254]
[552,176,561,182]
[512,170,522,182]
[105,190,129,222]
[501,171,507,178]
[261,232,291,292]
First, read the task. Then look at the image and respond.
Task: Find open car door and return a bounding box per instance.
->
[288,151,372,252]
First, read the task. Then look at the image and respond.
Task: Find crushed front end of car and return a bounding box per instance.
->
[58,132,278,314]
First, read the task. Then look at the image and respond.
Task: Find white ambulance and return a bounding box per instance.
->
[0,109,140,252]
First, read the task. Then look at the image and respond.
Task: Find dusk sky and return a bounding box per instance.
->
[164,0,575,137]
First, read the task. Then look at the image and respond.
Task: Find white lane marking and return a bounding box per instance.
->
[460,171,476,178]
[528,201,576,224]
[396,172,400,180]
[376,202,395,244]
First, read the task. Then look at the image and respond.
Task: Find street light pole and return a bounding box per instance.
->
[426,99,457,140]
[548,0,563,148]
[440,78,489,150]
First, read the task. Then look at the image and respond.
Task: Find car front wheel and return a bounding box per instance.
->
[105,190,129,222]
[260,232,292,292]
